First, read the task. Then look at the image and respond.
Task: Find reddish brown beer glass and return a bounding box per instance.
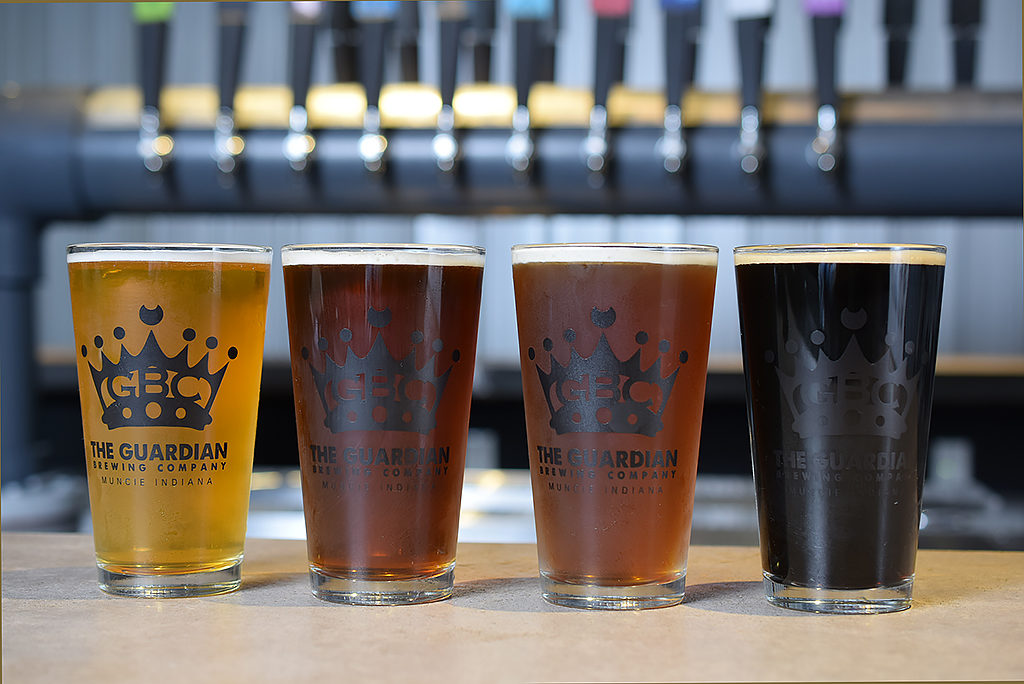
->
[282,244,484,604]
[512,243,718,609]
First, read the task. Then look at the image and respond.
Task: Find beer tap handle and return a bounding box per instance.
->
[435,2,468,173]
[729,0,773,176]
[283,1,322,172]
[539,0,560,82]
[329,1,358,84]
[950,0,982,88]
[505,0,554,174]
[659,0,702,174]
[585,0,631,181]
[352,1,399,174]
[884,0,915,89]
[396,1,420,82]
[805,0,842,174]
[469,0,497,83]
[214,2,248,175]
[134,2,174,173]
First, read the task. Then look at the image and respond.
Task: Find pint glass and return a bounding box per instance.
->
[734,244,945,613]
[68,243,272,597]
[512,243,718,609]
[282,244,484,605]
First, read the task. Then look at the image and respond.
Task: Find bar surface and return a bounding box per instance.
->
[3,533,1022,682]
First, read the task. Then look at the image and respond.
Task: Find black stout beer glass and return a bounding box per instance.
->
[735,244,945,613]
[513,243,718,609]
[282,244,484,604]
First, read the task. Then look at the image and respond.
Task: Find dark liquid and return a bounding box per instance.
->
[284,262,482,580]
[513,259,717,585]
[736,259,943,589]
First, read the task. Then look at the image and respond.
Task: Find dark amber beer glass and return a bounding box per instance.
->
[67,243,271,597]
[735,244,945,613]
[282,244,484,605]
[512,244,718,609]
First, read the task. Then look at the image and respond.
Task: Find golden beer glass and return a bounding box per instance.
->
[67,243,272,597]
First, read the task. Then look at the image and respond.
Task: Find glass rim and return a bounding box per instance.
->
[734,243,946,265]
[280,243,485,267]
[511,242,718,265]
[280,243,484,254]
[66,242,272,263]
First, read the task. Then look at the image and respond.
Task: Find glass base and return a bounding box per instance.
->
[310,564,455,605]
[540,572,686,610]
[763,572,914,614]
[98,559,242,598]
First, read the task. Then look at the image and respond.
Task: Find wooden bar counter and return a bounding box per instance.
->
[3,533,1022,682]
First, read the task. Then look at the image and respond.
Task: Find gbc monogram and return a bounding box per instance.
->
[529,306,687,437]
[83,305,235,430]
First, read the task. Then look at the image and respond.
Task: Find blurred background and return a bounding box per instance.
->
[1,0,1021,548]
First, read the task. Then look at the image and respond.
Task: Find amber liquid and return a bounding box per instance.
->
[284,262,483,580]
[69,258,269,574]
[513,260,717,586]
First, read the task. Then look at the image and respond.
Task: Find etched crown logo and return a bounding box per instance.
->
[529,306,687,437]
[83,305,236,430]
[304,306,460,435]
[771,307,918,440]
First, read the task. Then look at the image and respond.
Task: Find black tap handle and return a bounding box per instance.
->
[884,0,915,87]
[397,2,420,82]
[514,20,540,107]
[594,17,627,109]
[736,17,769,110]
[664,6,701,108]
[440,17,464,106]
[539,0,560,82]
[289,14,317,110]
[359,21,390,108]
[218,3,248,111]
[138,22,169,112]
[951,0,982,87]
[469,0,496,82]
[330,1,358,83]
[812,14,840,108]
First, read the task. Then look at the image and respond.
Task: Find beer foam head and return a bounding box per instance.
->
[67,243,272,264]
[281,244,485,267]
[734,244,946,266]
[511,243,718,266]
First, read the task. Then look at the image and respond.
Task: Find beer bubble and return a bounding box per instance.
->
[432,339,444,352]
[317,337,328,351]
[636,331,649,345]
[678,350,688,364]
[340,328,353,342]
[410,330,423,344]
[183,328,196,342]
[81,345,87,357]
[94,335,103,348]
[301,347,309,360]
[227,347,238,360]
[659,340,670,353]
[564,328,576,343]
[113,326,125,340]
[528,347,535,360]
[452,349,461,362]
[810,330,825,345]
[543,338,553,352]
[206,336,218,350]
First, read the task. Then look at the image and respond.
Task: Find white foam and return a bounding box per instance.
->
[511,243,718,266]
[67,244,272,264]
[281,244,485,267]
[734,244,946,266]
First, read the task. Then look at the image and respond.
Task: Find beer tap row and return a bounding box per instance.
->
[0,0,1016,217]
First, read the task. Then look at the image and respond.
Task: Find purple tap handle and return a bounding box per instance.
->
[804,0,844,16]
